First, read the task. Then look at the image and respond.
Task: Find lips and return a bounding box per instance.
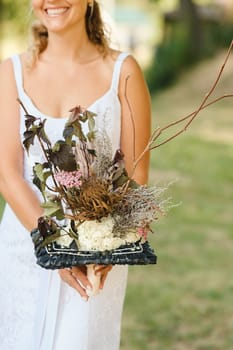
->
[45,7,69,17]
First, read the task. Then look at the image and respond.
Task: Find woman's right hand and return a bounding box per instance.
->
[58,266,93,301]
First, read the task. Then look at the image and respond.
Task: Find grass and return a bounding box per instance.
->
[0,50,232,349]
[121,51,233,350]
[0,196,5,218]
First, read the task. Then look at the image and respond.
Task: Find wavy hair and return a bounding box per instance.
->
[29,1,109,63]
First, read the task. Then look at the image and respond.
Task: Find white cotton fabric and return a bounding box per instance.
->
[0,52,130,350]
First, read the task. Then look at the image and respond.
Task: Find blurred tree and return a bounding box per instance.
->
[0,0,29,59]
[179,0,202,58]
[147,0,232,92]
[0,0,3,58]
[1,0,28,30]
[161,0,203,59]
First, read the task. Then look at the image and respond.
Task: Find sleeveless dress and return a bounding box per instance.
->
[0,52,130,350]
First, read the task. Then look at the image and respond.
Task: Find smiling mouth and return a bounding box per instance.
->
[45,7,69,17]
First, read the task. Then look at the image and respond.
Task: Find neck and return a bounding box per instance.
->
[42,23,96,63]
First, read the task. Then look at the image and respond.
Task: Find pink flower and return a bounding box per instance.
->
[55,170,82,188]
[137,227,149,240]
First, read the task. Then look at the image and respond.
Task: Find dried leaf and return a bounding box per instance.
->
[41,200,64,218]
[32,167,52,199]
[25,114,37,129]
[69,106,82,122]
[87,131,95,142]
[88,115,95,133]
[23,130,37,152]
[73,122,86,141]
[37,216,61,246]
[47,142,76,171]
[37,120,51,147]
[85,110,97,120]
[63,125,74,144]
[37,216,58,237]
[33,163,50,182]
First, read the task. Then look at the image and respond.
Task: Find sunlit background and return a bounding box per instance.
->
[0,1,233,349]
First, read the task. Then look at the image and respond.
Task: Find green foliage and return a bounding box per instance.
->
[146,6,233,92]
[41,198,64,220]
[47,142,77,171]
[1,0,29,32]
[211,22,233,49]
[146,25,191,91]
[0,195,5,217]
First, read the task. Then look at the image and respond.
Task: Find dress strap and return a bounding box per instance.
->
[11,54,24,98]
[110,52,130,92]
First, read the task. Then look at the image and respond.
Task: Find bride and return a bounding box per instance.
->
[0,1,151,349]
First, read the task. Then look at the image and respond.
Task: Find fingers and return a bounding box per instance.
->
[59,265,113,298]
[71,266,93,290]
[58,267,90,301]
[94,265,113,290]
[94,264,113,275]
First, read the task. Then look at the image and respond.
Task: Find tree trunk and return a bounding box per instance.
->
[180,0,203,59]
[0,0,2,59]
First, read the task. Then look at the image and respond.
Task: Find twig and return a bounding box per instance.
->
[128,41,233,177]
[185,40,233,130]
[150,40,233,149]
[151,94,233,136]
[124,75,136,162]
[18,98,72,213]
[151,94,233,149]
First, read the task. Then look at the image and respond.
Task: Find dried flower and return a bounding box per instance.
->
[138,227,149,240]
[54,170,82,188]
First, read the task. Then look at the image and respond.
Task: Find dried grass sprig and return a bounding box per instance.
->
[90,130,113,178]
[112,185,168,235]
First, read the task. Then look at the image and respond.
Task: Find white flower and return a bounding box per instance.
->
[77,216,140,251]
[56,228,74,248]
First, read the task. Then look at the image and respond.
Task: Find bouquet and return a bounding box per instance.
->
[22,104,167,276]
[19,41,233,295]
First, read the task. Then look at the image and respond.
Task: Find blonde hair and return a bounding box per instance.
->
[29,1,109,62]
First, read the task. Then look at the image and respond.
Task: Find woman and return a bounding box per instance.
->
[0,1,151,349]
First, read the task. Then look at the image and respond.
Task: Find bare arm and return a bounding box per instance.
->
[119,56,151,185]
[0,59,44,231]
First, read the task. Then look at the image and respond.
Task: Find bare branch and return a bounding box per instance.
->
[184,40,233,130]
[150,93,233,149]
[128,40,233,178]
[152,94,233,135]
[124,75,136,162]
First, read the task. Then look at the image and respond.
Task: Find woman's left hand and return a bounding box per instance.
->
[94,265,113,290]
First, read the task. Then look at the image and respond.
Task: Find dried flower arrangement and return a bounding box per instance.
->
[21,104,165,259]
[18,41,233,294]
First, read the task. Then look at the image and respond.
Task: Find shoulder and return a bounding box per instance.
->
[0,56,18,92]
[0,57,14,79]
[109,49,140,71]
[117,53,149,97]
[107,49,145,86]
[0,51,27,82]
[0,57,18,109]
[107,49,139,70]
[121,54,141,71]
[116,52,145,84]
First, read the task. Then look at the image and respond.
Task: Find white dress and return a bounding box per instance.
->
[0,52,129,350]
